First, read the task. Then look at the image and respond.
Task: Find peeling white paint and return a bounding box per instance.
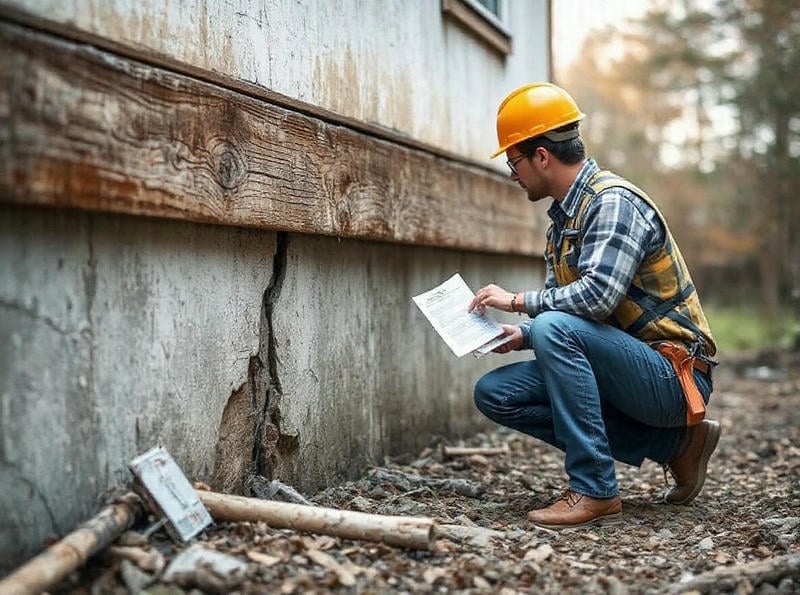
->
[7,0,550,164]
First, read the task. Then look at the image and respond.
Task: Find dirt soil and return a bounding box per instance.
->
[56,355,799,594]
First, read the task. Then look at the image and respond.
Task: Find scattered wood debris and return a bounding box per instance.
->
[162,544,248,592]
[0,493,143,595]
[442,444,510,458]
[368,467,484,498]
[107,545,165,574]
[669,553,800,593]
[8,356,800,593]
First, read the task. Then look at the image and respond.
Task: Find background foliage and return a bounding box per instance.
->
[557,0,800,351]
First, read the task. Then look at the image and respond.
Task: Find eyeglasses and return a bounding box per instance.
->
[506,154,527,175]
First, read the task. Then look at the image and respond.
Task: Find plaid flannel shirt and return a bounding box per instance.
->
[519,159,665,350]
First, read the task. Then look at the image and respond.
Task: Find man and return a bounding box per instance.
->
[469,83,720,529]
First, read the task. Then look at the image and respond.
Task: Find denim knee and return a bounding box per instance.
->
[473,371,501,418]
[530,311,574,350]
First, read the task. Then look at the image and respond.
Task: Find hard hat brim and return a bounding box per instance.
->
[490,115,584,159]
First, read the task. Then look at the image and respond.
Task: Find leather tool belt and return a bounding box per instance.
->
[653,342,709,426]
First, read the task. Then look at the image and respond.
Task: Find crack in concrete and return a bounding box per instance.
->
[0,298,72,335]
[254,231,299,478]
[214,231,298,491]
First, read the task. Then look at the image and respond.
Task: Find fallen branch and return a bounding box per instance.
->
[0,493,144,595]
[369,468,484,498]
[670,554,800,593]
[441,444,509,458]
[197,490,435,550]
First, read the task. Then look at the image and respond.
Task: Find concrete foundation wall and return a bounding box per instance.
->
[0,205,541,569]
[0,206,274,568]
[270,234,535,487]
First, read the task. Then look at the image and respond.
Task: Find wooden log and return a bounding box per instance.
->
[197,490,434,550]
[669,554,800,593]
[441,444,510,458]
[0,493,144,595]
[0,21,547,256]
[369,467,484,498]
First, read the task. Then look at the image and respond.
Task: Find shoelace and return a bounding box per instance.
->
[559,489,583,508]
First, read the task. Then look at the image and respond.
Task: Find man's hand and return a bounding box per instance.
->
[493,324,523,353]
[469,284,514,314]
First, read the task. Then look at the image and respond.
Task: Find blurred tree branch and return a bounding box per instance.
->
[557,0,800,340]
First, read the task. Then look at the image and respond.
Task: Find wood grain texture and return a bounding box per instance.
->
[0,2,550,163]
[197,490,434,550]
[0,493,143,595]
[0,22,547,255]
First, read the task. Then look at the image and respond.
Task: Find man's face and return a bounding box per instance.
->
[506,148,548,203]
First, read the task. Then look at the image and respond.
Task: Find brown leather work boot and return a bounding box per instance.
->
[663,419,721,505]
[527,489,622,529]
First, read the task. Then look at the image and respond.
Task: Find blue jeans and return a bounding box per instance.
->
[473,311,713,499]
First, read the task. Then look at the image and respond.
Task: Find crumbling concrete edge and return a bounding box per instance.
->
[258,231,299,476]
[212,232,298,495]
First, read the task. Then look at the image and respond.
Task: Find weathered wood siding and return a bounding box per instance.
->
[0,0,551,163]
[0,21,548,255]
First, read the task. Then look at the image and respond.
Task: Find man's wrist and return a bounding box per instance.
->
[510,292,522,314]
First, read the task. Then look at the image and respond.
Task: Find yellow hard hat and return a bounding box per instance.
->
[491,82,585,158]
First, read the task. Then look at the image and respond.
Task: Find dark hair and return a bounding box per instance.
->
[516,123,585,165]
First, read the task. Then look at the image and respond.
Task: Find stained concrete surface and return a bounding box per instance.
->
[0,207,274,569]
[0,206,540,571]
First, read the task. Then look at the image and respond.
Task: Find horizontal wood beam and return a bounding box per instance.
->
[0,3,484,169]
[0,21,546,255]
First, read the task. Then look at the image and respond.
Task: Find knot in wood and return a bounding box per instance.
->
[213,143,246,190]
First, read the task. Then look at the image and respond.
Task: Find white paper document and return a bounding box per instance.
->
[412,273,513,358]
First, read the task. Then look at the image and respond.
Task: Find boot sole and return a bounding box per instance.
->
[666,420,721,505]
[532,512,623,531]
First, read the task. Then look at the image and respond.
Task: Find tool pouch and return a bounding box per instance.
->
[654,342,706,426]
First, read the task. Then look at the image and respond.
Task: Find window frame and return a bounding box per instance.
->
[441,0,512,56]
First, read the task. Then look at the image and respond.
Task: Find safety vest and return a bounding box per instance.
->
[546,170,717,356]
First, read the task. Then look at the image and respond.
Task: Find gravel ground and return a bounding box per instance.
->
[52,354,800,594]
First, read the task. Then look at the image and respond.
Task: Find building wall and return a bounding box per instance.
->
[0,0,551,571]
[0,205,541,568]
[0,207,273,566]
[269,233,538,486]
[0,0,550,164]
